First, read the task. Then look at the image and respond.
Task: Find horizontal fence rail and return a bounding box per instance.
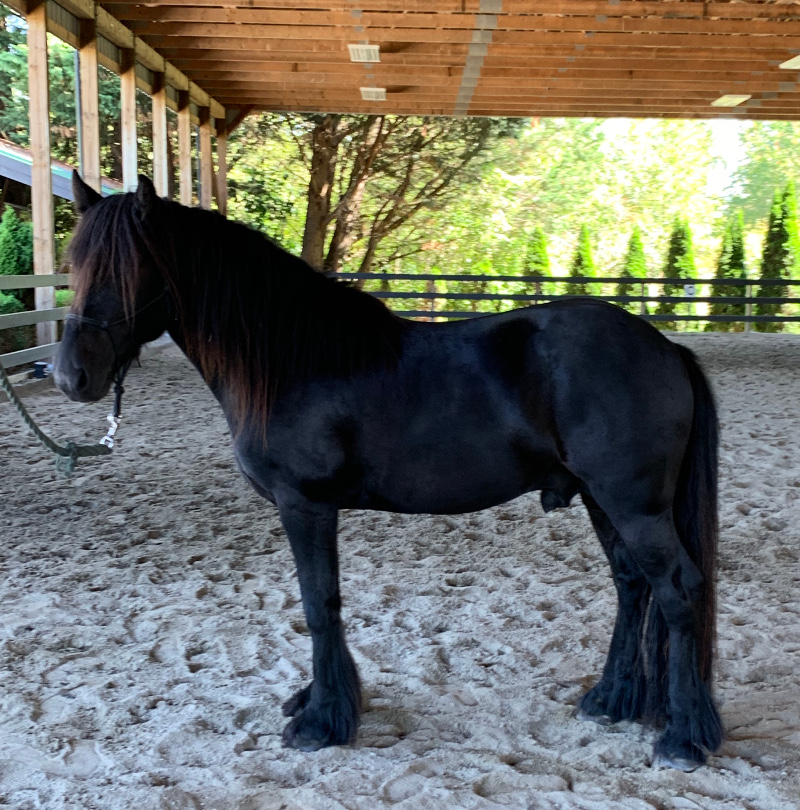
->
[0,274,70,369]
[335,273,800,324]
[0,273,70,290]
[0,307,67,330]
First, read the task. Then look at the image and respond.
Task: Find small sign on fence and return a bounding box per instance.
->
[683,284,696,298]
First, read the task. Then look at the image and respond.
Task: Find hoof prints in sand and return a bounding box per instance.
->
[1,333,799,808]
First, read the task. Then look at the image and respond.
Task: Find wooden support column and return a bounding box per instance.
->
[78,17,101,192]
[177,91,192,206]
[120,48,138,191]
[198,107,213,210]
[151,72,168,197]
[26,0,55,347]
[216,129,228,216]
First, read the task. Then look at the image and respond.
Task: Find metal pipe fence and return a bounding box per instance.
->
[335,273,800,326]
[2,272,800,371]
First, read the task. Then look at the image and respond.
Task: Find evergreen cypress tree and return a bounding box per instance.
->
[755,183,799,332]
[0,207,34,303]
[525,226,550,301]
[567,224,596,296]
[783,180,800,276]
[526,226,550,276]
[617,226,646,313]
[707,212,746,332]
[656,219,695,329]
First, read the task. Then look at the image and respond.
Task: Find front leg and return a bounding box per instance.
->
[277,490,361,751]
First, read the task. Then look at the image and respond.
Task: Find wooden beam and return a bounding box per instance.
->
[216,130,227,216]
[192,75,798,96]
[94,0,800,19]
[152,71,169,196]
[120,48,138,192]
[26,0,56,347]
[78,17,101,192]
[222,105,254,136]
[109,7,800,37]
[198,107,213,210]
[152,42,792,63]
[123,19,800,48]
[177,91,193,206]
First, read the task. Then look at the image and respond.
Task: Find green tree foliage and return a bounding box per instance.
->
[0,205,33,314]
[566,225,596,295]
[657,219,695,328]
[617,226,646,313]
[0,289,22,314]
[755,183,800,332]
[230,113,523,272]
[227,114,308,253]
[55,288,74,307]
[523,225,550,301]
[706,212,746,332]
[1,11,122,178]
[728,123,800,227]
[0,205,33,282]
[0,289,32,353]
[526,226,550,276]
[0,206,33,354]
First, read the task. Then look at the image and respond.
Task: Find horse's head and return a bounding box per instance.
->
[54,173,172,402]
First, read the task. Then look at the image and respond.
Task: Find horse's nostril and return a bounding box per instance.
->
[76,368,88,391]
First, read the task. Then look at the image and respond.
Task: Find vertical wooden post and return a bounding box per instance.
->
[198,107,213,210]
[26,0,56,347]
[177,91,192,206]
[151,72,168,197]
[120,48,137,191]
[78,17,101,192]
[216,129,228,216]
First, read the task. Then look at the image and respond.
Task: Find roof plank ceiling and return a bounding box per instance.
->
[98,0,800,119]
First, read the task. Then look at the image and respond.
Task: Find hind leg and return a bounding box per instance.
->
[612,509,722,770]
[578,493,650,724]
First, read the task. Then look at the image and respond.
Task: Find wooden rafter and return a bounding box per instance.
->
[78,0,800,120]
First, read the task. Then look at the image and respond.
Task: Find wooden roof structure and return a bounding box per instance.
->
[93,0,800,121]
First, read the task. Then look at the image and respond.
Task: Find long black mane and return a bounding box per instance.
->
[69,192,405,432]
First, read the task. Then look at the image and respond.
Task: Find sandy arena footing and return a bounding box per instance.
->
[1,332,800,809]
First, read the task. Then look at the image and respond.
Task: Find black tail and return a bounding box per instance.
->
[645,344,719,723]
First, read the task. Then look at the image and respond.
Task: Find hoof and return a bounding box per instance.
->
[282,715,331,752]
[282,684,313,718]
[282,706,356,752]
[575,708,612,726]
[652,753,703,773]
[653,735,706,772]
[578,676,646,725]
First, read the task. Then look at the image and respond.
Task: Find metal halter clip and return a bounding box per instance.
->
[100,413,121,449]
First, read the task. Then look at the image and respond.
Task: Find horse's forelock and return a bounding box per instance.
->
[68,193,151,319]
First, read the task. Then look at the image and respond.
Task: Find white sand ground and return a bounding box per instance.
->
[1,332,800,810]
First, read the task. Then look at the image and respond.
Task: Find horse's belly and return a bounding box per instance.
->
[359,441,553,514]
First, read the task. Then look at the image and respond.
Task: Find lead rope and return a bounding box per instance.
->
[0,362,118,477]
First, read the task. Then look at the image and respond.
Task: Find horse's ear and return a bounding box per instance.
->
[135,175,159,218]
[72,171,102,214]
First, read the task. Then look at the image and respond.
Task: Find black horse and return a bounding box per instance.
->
[55,174,723,771]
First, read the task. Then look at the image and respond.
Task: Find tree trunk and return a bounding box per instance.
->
[301,115,341,269]
[357,229,382,277]
[324,116,384,272]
